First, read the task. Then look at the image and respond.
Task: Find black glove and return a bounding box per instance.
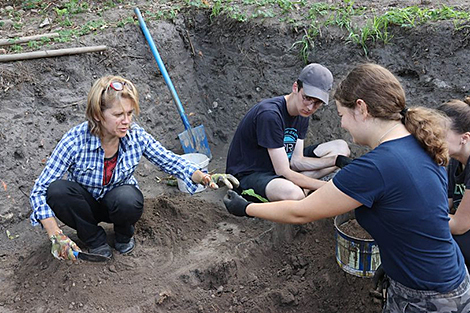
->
[373,264,386,289]
[335,155,353,168]
[372,264,389,305]
[223,190,252,217]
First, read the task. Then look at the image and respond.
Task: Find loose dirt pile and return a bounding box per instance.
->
[1,1,470,312]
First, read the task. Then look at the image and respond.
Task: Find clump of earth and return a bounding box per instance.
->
[1,1,470,312]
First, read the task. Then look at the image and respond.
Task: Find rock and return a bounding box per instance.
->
[39,18,51,28]
[279,291,295,305]
[155,290,171,305]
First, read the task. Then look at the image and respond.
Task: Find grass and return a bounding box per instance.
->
[3,0,470,60]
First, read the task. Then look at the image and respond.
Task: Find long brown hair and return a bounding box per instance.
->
[334,63,449,165]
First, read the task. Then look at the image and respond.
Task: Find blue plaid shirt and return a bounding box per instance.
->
[30,122,200,226]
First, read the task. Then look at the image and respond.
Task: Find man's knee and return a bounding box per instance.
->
[266,183,305,201]
[277,189,305,201]
[318,139,351,157]
[329,139,350,157]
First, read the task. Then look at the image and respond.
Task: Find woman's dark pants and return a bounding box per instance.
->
[46,180,143,249]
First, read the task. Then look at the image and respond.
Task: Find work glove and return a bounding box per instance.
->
[49,230,81,261]
[373,264,386,289]
[335,155,353,168]
[203,173,240,190]
[223,190,252,217]
[372,264,389,305]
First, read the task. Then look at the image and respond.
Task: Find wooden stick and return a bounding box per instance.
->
[0,32,60,46]
[0,45,107,62]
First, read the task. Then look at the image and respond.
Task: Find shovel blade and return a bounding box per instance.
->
[73,251,111,262]
[178,124,212,159]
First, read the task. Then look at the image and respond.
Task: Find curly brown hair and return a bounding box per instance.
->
[334,63,449,165]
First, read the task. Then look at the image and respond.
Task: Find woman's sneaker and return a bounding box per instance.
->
[89,243,113,259]
[115,237,135,254]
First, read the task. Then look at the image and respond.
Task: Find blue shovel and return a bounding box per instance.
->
[134,8,212,159]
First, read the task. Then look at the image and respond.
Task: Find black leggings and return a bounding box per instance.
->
[46,180,144,248]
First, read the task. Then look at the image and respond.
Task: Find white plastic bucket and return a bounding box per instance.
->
[177,153,210,193]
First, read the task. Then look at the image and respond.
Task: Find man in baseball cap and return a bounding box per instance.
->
[226,63,350,202]
[298,63,333,104]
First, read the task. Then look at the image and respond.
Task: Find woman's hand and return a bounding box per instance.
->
[49,230,81,261]
[201,173,240,190]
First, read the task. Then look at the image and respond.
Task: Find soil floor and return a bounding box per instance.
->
[1,1,470,312]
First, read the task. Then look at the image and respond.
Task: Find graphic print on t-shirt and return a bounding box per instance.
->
[453,183,465,209]
[284,127,299,160]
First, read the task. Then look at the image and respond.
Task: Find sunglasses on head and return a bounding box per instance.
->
[108,81,126,92]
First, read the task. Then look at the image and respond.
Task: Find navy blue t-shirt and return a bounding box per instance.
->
[447,157,470,266]
[226,96,309,177]
[333,135,466,292]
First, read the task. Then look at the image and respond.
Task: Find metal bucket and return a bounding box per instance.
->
[334,211,381,278]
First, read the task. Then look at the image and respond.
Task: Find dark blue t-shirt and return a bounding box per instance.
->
[447,157,470,266]
[226,96,309,177]
[333,135,466,292]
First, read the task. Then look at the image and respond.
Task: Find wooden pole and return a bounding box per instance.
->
[0,45,107,62]
[0,33,60,46]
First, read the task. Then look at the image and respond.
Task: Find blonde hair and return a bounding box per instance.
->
[334,63,449,166]
[86,75,140,137]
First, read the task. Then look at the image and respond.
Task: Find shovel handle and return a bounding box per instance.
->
[134,8,192,132]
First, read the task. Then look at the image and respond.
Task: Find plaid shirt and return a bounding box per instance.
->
[30,122,200,226]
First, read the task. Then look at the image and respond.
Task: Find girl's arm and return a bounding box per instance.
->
[449,191,470,235]
[246,180,362,224]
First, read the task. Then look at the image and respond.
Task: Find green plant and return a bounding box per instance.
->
[78,20,107,36]
[22,0,44,10]
[64,0,89,14]
[117,16,135,27]
[57,30,76,43]
[291,33,313,63]
[13,22,22,30]
[185,0,210,8]
[276,0,293,13]
[211,0,224,19]
[251,9,275,19]
[11,44,23,52]
[40,37,51,44]
[54,8,69,17]
[27,40,41,50]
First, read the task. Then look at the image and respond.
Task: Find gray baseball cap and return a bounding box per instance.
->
[298,63,333,104]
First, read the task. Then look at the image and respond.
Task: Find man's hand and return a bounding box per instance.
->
[223,190,252,217]
[50,230,81,261]
[203,173,240,190]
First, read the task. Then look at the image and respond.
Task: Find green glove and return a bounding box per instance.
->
[209,173,240,190]
[49,230,81,261]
